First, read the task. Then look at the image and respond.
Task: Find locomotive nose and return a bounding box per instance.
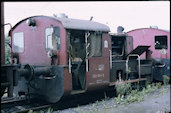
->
[15,65,64,103]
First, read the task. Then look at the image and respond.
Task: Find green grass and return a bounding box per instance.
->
[163,75,170,86]
[114,82,163,105]
[115,82,132,96]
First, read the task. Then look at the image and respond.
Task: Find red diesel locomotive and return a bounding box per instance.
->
[1,14,152,103]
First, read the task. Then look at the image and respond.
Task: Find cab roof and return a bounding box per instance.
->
[9,15,110,35]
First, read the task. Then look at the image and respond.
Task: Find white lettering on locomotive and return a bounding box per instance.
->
[92,73,104,78]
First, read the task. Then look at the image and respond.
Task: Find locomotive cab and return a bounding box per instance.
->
[67,29,111,92]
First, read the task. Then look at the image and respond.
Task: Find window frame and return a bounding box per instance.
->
[13,32,24,53]
[45,26,60,51]
[88,32,102,57]
[154,35,168,50]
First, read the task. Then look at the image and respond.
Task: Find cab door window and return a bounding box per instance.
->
[88,32,102,57]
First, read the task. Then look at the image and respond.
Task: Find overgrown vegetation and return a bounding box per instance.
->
[5,35,11,64]
[114,82,162,104]
[163,75,170,86]
[73,81,165,113]
[115,82,132,96]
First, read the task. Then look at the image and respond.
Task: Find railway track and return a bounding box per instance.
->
[1,97,53,113]
[1,89,116,113]
[1,82,146,113]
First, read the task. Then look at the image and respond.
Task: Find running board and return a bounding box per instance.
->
[70,90,86,95]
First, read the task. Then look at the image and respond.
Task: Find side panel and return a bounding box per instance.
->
[86,57,109,90]
[63,67,72,95]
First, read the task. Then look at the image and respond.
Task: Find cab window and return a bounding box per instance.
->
[45,27,60,51]
[13,32,24,52]
[155,35,168,50]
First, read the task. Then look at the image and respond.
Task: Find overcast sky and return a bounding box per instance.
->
[4,1,170,33]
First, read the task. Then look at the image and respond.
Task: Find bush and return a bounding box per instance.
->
[5,35,11,64]
[163,75,170,86]
[115,82,132,96]
[155,82,162,89]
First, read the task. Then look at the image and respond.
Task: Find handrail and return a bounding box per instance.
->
[126,54,141,80]
[85,32,90,72]
[109,50,112,69]
[155,63,165,68]
[69,55,72,73]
